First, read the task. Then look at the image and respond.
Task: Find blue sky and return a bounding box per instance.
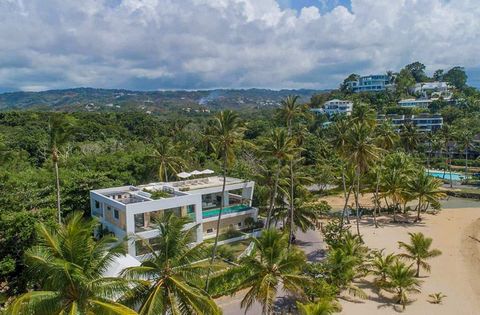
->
[0,0,479,92]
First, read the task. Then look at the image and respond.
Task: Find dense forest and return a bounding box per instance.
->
[1,62,480,313]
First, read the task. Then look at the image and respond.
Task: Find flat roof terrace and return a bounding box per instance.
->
[167,176,247,191]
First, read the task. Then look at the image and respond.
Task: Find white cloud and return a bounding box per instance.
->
[0,0,479,91]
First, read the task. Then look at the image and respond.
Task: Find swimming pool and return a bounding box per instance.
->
[427,171,466,181]
[202,204,252,219]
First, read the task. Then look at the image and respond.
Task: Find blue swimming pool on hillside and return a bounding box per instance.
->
[202,205,252,219]
[427,171,466,181]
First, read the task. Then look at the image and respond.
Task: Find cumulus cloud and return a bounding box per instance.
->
[0,0,479,91]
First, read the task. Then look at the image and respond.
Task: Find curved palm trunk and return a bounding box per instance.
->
[354,169,361,237]
[465,149,468,176]
[392,197,398,223]
[288,159,295,247]
[164,167,169,182]
[266,167,280,228]
[340,168,351,227]
[54,160,61,224]
[416,258,421,277]
[449,151,453,188]
[340,185,352,228]
[287,120,295,248]
[415,197,422,222]
[205,154,227,291]
[373,173,380,228]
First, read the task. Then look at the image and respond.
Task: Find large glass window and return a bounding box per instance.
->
[135,205,194,233]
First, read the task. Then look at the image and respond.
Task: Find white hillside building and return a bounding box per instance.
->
[90,175,257,259]
[311,99,353,116]
[412,81,449,94]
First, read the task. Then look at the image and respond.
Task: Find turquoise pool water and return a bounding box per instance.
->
[427,171,465,181]
[202,204,252,218]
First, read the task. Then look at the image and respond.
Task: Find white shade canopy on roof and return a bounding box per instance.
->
[190,170,202,175]
[201,169,214,174]
[177,172,191,178]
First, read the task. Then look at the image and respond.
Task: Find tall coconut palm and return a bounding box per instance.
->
[9,212,136,315]
[48,113,74,223]
[456,129,474,175]
[351,103,376,127]
[398,232,442,277]
[150,137,185,182]
[121,214,220,315]
[330,119,353,226]
[296,300,342,315]
[237,229,308,315]
[406,171,446,222]
[439,125,455,187]
[383,261,421,310]
[204,110,246,291]
[374,121,398,151]
[400,123,422,153]
[278,95,306,246]
[345,122,381,236]
[260,128,297,227]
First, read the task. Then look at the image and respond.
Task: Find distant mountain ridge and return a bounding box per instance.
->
[0,87,328,112]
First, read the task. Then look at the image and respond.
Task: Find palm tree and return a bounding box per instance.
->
[204,110,246,291]
[383,261,421,310]
[121,214,220,315]
[369,163,383,228]
[237,229,308,315]
[330,119,353,226]
[278,95,306,246]
[370,250,398,286]
[150,137,185,182]
[456,129,474,175]
[48,113,74,223]
[406,171,446,222]
[374,121,398,151]
[440,125,455,187]
[345,122,381,236]
[351,103,376,127]
[400,123,422,153]
[398,232,442,277]
[260,128,296,227]
[296,300,342,315]
[379,152,414,221]
[9,213,136,315]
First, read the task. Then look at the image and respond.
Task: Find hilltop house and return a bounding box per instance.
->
[346,74,393,93]
[90,175,257,258]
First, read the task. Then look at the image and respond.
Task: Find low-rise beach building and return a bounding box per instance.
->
[90,175,257,258]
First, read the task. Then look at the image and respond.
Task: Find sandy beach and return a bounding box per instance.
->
[328,197,480,314]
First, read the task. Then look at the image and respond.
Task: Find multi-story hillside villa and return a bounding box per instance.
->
[311,99,353,116]
[398,98,432,109]
[346,74,392,93]
[90,174,257,258]
[377,113,443,132]
[411,81,449,94]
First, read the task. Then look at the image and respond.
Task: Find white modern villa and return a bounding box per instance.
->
[90,173,257,258]
[398,98,432,108]
[311,99,353,116]
[346,74,392,93]
[411,81,449,94]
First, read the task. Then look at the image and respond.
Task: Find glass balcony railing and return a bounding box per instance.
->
[202,204,253,219]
